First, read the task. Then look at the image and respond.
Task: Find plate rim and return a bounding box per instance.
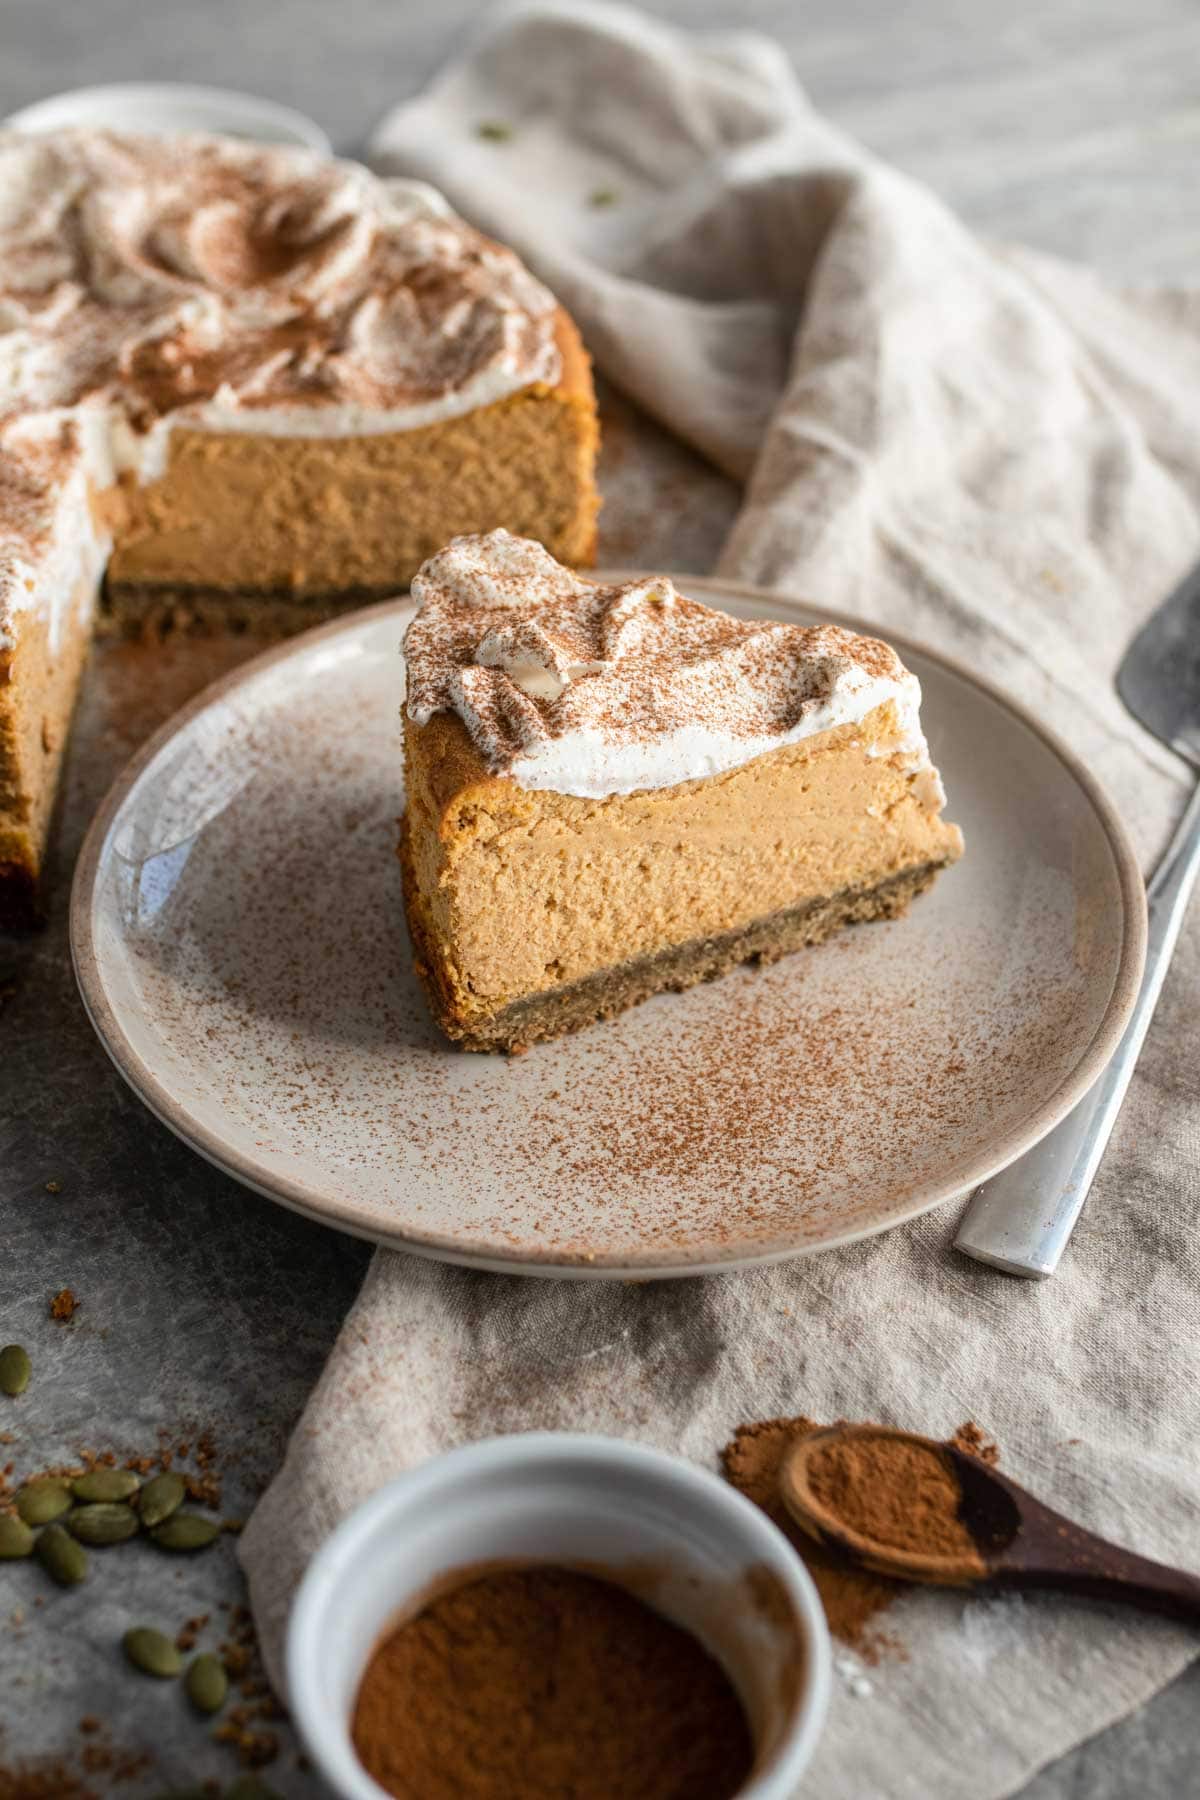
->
[70,574,1149,1278]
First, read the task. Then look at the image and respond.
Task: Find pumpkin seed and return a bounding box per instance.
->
[138,1469,185,1528]
[68,1502,140,1546]
[184,1650,228,1715]
[0,1514,34,1558]
[0,1344,30,1397]
[72,1468,140,1503]
[36,1522,87,1585]
[149,1512,220,1552]
[16,1480,71,1527]
[123,1626,182,1679]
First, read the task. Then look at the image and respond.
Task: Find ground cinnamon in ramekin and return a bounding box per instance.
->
[351,1564,755,1800]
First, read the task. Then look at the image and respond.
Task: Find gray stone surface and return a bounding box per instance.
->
[2,1,1199,1793]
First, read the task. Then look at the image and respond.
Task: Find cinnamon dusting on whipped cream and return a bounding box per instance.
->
[405,530,945,801]
[0,129,563,637]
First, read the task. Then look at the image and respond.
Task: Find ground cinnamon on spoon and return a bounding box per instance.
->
[723,1415,1000,1659]
[805,1434,984,1568]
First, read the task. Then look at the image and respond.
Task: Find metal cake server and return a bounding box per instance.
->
[956,558,1200,1277]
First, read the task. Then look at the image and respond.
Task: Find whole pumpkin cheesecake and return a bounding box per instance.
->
[0,129,598,925]
[400,531,963,1051]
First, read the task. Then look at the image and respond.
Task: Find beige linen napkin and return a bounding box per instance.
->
[241,6,1200,1793]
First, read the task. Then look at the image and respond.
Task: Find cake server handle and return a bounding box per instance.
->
[954,776,1200,1279]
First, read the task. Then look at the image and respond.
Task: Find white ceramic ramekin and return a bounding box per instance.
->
[288,1432,831,1800]
[2,83,330,152]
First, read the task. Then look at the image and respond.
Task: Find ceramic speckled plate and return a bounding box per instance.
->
[71,578,1146,1278]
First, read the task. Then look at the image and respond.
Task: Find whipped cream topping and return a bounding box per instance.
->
[405,531,944,801]
[0,419,109,655]
[0,129,561,497]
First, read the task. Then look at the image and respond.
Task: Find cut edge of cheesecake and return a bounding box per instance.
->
[0,579,96,931]
[100,310,599,634]
[1,335,598,928]
[400,679,965,1055]
[401,811,952,1053]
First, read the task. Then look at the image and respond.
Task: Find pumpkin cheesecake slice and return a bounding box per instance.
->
[400,532,963,1052]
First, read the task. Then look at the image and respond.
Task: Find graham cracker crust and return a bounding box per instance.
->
[401,840,950,1053]
[101,580,399,640]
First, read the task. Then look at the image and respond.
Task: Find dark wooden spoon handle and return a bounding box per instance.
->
[995,1534,1200,1624]
[959,1454,1200,1626]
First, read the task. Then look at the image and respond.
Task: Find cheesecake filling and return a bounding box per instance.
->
[403,702,964,1018]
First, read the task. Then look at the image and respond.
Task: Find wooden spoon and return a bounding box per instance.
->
[780,1423,1200,1625]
